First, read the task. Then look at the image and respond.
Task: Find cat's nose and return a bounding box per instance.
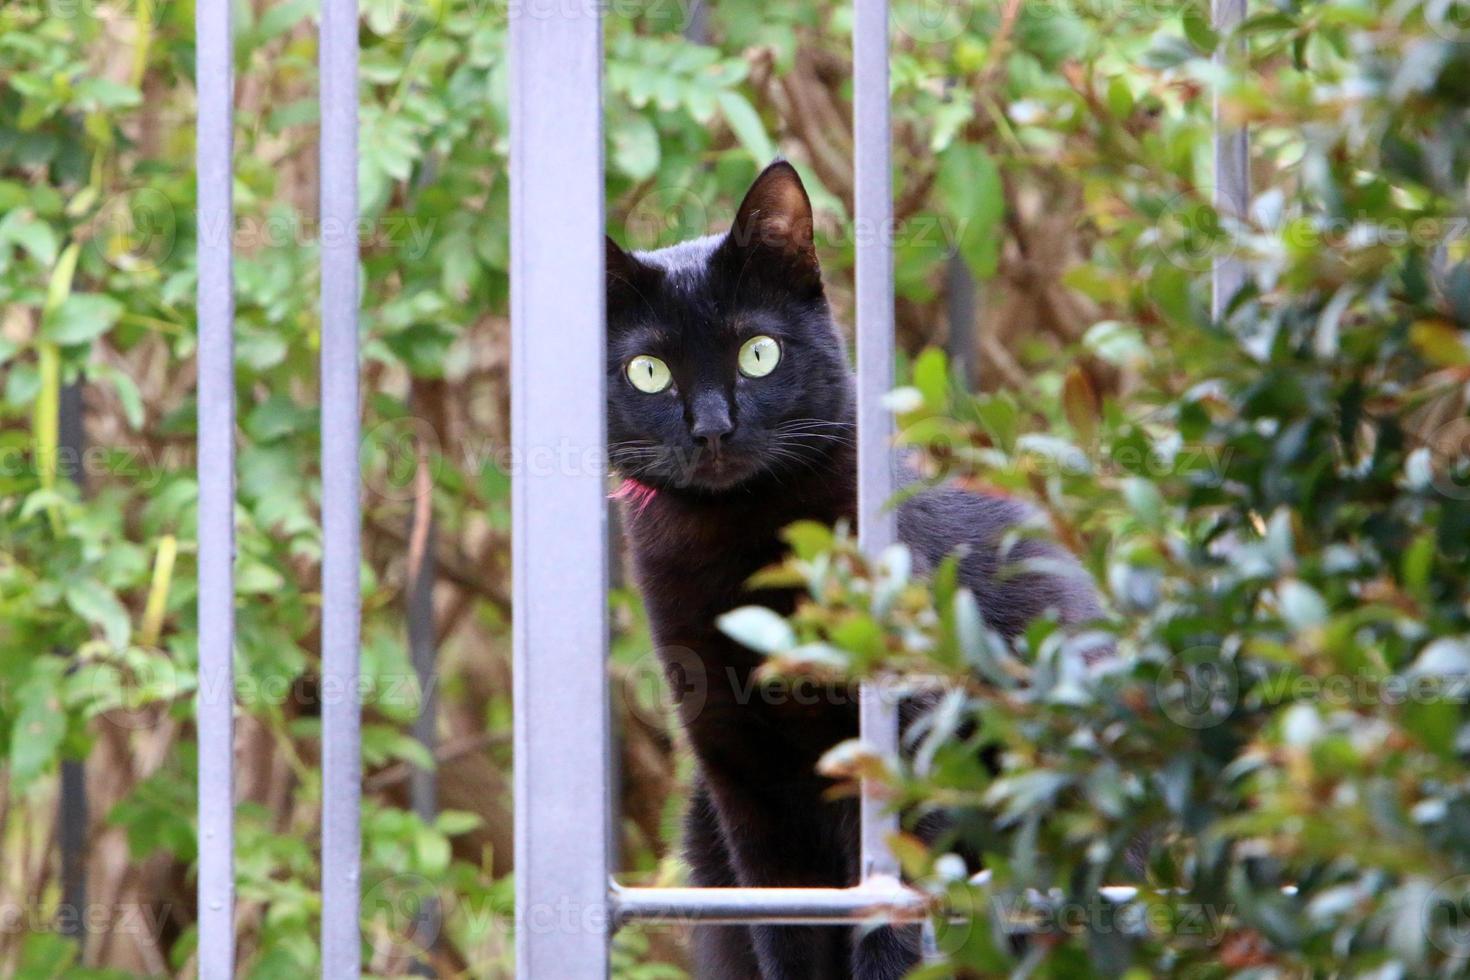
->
[689,392,734,455]
[691,416,734,454]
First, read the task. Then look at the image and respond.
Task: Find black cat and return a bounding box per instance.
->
[607,161,1101,979]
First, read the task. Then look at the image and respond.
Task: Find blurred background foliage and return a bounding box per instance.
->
[1,0,1468,975]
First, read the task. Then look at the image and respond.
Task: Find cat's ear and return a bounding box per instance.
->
[720,160,822,297]
[606,235,655,316]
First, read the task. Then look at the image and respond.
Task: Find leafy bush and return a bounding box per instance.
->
[720,0,1470,974]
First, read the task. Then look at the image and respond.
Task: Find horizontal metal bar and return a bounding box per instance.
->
[611,881,931,926]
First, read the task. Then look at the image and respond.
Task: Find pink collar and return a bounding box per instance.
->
[609,478,658,516]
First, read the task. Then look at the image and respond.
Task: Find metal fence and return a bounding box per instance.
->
[184,0,1250,974]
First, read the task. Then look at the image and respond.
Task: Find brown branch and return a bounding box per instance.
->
[368,518,511,615]
[364,731,507,794]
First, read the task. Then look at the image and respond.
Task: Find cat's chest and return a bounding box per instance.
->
[624,490,849,640]
[629,511,789,633]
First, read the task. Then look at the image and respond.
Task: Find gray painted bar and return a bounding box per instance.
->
[195,0,236,973]
[509,0,612,976]
[319,0,362,971]
[945,251,978,391]
[57,381,88,944]
[853,0,901,881]
[613,884,930,926]
[1212,0,1249,317]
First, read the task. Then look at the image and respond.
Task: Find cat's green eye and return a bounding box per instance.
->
[627,354,672,393]
[738,335,781,378]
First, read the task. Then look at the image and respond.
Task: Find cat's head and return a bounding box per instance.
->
[606,162,853,494]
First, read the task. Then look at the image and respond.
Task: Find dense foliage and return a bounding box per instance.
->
[719,0,1470,975]
[1,0,1467,975]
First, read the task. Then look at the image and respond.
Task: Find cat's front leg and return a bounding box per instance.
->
[705,778,858,979]
[747,924,850,980]
[683,778,764,979]
[850,923,924,980]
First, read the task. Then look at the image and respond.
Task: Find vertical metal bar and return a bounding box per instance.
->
[319,0,361,970]
[945,251,977,392]
[57,760,87,941]
[682,0,709,43]
[57,382,87,945]
[1212,0,1248,318]
[196,0,236,971]
[854,0,901,881]
[510,0,610,974]
[57,383,87,488]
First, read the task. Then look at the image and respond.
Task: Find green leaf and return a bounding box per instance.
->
[255,0,316,42]
[237,561,286,595]
[912,347,949,411]
[782,520,834,561]
[717,606,795,654]
[975,393,1019,452]
[66,579,132,650]
[10,660,68,793]
[1402,531,1435,596]
[882,386,925,414]
[716,91,775,164]
[1082,321,1148,365]
[611,113,661,181]
[954,588,1018,687]
[985,770,1073,825]
[33,342,59,508]
[829,614,884,666]
[101,364,145,429]
[1182,8,1218,52]
[435,810,483,836]
[1278,580,1328,632]
[1123,477,1164,530]
[415,829,451,876]
[15,931,77,979]
[42,294,124,345]
[1106,76,1134,119]
[1,211,59,265]
[936,143,1003,278]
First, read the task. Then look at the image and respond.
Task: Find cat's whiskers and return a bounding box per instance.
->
[763,440,826,480]
[609,440,664,462]
[774,418,855,431]
[772,432,855,453]
[777,416,854,425]
[608,441,670,483]
[772,419,857,447]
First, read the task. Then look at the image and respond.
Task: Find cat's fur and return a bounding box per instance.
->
[607,162,1101,979]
